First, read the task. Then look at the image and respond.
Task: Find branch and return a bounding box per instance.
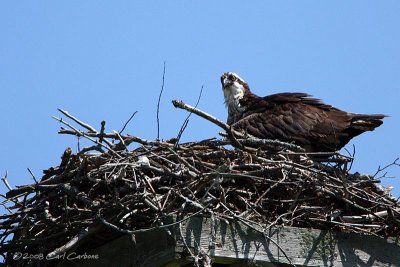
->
[57,108,97,132]
[56,109,114,148]
[373,158,400,179]
[171,100,300,152]
[172,100,229,131]
[52,115,122,158]
[46,227,97,259]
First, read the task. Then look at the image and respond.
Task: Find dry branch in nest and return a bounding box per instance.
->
[0,103,399,267]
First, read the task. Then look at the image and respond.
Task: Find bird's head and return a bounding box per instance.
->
[221,72,249,106]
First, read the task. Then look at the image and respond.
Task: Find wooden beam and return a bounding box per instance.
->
[57,216,400,267]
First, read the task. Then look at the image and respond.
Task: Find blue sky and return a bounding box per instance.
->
[1,1,399,206]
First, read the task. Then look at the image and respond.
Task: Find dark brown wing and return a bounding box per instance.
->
[233,93,385,151]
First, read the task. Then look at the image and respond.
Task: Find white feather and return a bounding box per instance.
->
[221,72,247,124]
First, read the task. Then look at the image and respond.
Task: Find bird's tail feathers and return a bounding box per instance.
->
[351,114,386,131]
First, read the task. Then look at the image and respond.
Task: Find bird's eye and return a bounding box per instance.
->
[229,75,237,81]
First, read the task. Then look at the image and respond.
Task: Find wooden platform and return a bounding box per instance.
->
[57,216,400,267]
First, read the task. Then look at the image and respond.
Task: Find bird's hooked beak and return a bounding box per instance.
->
[221,74,233,89]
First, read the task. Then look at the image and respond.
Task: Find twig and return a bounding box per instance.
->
[254,176,287,205]
[46,227,96,259]
[57,108,97,132]
[239,137,304,152]
[373,158,400,178]
[98,120,106,144]
[99,216,136,235]
[172,100,254,151]
[171,100,299,152]
[26,168,38,184]
[58,129,153,147]
[157,61,166,140]
[57,110,114,148]
[226,126,252,152]
[309,218,382,237]
[342,208,400,223]
[172,100,229,132]
[167,147,200,175]
[113,130,128,151]
[52,115,122,158]
[175,85,204,146]
[120,111,138,134]
[1,171,12,191]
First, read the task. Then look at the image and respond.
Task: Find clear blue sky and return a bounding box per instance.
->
[1,1,399,206]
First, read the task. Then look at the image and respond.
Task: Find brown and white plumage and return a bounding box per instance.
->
[221,72,386,152]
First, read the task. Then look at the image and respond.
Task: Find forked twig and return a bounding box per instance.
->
[57,108,97,132]
[52,115,122,158]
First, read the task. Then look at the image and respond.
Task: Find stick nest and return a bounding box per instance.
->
[1,106,399,266]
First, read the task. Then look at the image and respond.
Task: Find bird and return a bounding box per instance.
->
[221,72,386,152]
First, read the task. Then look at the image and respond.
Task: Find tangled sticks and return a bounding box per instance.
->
[0,103,399,266]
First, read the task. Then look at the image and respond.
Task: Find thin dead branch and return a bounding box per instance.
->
[156,61,166,140]
[119,111,138,134]
[175,85,204,146]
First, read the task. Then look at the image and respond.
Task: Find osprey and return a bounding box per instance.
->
[221,72,386,152]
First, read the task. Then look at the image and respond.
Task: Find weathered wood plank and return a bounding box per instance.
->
[57,216,400,267]
[177,216,400,266]
[56,228,178,267]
